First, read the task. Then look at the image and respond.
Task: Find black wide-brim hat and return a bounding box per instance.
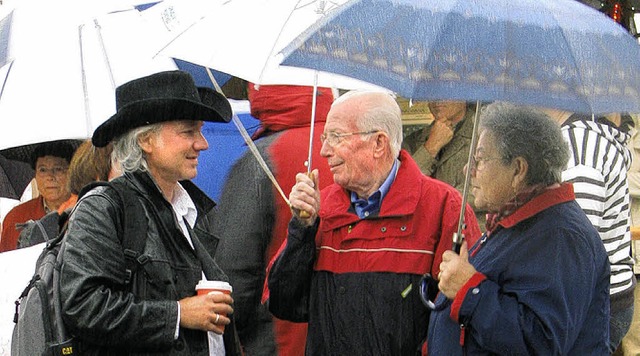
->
[92,70,233,147]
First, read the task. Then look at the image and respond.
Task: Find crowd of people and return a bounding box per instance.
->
[0,69,638,355]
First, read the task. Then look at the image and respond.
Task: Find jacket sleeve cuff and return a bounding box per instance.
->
[288,216,319,243]
[450,272,486,321]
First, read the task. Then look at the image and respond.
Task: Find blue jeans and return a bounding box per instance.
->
[610,303,635,353]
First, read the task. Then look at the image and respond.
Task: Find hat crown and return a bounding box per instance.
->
[92,70,232,147]
[116,71,200,110]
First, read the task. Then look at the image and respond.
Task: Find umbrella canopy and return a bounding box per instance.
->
[0,0,178,150]
[144,0,388,90]
[0,154,33,200]
[281,0,640,114]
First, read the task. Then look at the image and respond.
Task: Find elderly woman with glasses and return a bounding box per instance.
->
[426,102,610,355]
[1,141,75,252]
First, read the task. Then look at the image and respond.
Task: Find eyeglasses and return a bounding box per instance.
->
[320,130,379,146]
[470,155,502,172]
[36,166,68,177]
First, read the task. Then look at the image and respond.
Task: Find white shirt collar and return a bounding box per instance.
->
[170,183,197,229]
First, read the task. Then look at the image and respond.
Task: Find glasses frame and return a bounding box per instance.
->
[319,130,380,146]
[470,154,502,172]
[35,166,68,177]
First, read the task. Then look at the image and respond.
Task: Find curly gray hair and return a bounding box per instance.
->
[479,102,569,186]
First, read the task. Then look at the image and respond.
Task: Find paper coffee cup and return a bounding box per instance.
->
[196,280,233,331]
[195,280,233,296]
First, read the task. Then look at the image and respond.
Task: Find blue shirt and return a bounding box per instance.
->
[351,159,400,218]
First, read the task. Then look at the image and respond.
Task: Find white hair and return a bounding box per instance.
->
[334,90,403,158]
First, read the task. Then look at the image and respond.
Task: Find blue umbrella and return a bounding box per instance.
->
[281,0,640,114]
[282,0,640,307]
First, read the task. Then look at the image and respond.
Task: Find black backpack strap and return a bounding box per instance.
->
[82,180,149,285]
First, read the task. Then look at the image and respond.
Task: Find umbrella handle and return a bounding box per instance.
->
[299,171,313,218]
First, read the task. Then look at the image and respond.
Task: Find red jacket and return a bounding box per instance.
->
[267,150,481,354]
[1,196,46,252]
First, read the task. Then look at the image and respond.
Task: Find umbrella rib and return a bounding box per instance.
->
[256,0,304,84]
[94,19,116,91]
[0,60,13,107]
[78,23,92,128]
[547,8,592,114]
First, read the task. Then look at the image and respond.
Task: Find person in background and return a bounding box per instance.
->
[57,140,120,213]
[212,83,334,355]
[58,70,242,355]
[427,102,610,354]
[541,107,636,353]
[403,101,485,230]
[16,140,121,249]
[267,91,481,355]
[0,140,75,252]
[613,113,640,356]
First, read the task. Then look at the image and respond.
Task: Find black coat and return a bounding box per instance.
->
[59,171,242,355]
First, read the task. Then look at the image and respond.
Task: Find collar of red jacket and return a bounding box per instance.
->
[495,183,575,230]
[320,150,423,228]
[248,83,334,139]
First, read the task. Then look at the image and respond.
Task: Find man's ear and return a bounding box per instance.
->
[373,132,389,158]
[137,132,154,154]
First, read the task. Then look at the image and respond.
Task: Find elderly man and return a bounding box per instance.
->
[59,71,242,355]
[266,91,481,355]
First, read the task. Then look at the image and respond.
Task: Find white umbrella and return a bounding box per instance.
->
[144,0,388,90]
[0,0,178,150]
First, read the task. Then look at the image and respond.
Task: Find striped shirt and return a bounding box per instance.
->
[561,118,635,295]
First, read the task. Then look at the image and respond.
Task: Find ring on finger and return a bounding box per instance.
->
[215,313,220,324]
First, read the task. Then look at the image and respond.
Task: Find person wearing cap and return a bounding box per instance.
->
[0,140,75,252]
[58,70,243,355]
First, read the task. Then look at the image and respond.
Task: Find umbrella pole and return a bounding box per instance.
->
[306,70,319,173]
[204,68,291,207]
[297,71,319,219]
[453,100,481,253]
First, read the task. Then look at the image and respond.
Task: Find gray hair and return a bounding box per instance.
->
[335,90,403,158]
[111,123,162,173]
[479,102,569,186]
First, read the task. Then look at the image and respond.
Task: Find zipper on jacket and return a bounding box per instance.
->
[460,322,468,356]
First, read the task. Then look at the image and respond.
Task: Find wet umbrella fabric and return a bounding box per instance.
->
[0,154,33,200]
[0,0,178,150]
[281,0,640,114]
[145,0,388,90]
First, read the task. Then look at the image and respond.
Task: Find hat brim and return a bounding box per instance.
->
[92,98,231,147]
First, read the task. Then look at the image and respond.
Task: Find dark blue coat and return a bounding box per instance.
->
[427,184,610,355]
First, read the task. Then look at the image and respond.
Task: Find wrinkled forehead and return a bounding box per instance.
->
[326,105,359,132]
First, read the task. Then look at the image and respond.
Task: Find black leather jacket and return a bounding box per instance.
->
[59,171,242,355]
